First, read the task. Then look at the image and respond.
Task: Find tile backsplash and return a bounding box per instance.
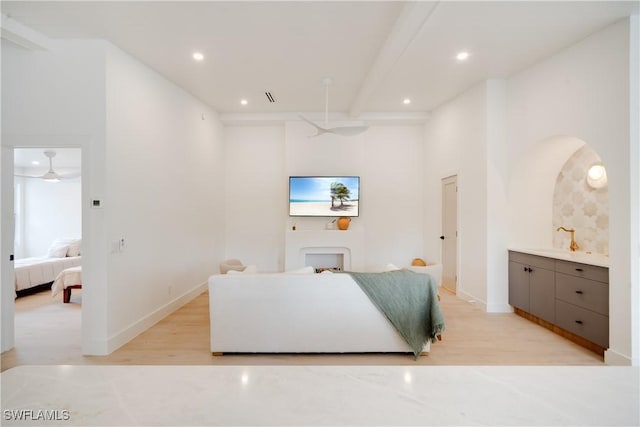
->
[552,145,608,255]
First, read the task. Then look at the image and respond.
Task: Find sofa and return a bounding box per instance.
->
[208,268,442,356]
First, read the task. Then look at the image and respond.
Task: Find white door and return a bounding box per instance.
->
[441,175,457,293]
[1,146,16,351]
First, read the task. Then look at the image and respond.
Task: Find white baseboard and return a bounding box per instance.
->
[486,303,513,313]
[456,289,487,311]
[605,348,637,366]
[106,281,208,354]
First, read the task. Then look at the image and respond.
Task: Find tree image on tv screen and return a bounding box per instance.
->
[330,181,351,209]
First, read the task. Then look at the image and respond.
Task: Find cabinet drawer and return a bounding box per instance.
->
[556,273,608,315]
[555,260,608,283]
[509,251,555,270]
[555,300,608,347]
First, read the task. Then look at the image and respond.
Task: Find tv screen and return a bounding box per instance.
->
[289,176,360,217]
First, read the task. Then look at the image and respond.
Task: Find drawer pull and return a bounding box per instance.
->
[575,320,583,325]
[575,268,584,272]
[575,290,584,294]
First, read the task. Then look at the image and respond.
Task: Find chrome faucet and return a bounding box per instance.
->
[556,226,579,252]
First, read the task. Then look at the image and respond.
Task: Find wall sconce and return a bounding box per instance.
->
[586,164,607,189]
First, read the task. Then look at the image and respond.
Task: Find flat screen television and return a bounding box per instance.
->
[289,176,360,217]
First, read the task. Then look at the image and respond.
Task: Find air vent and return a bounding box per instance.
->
[265,92,275,103]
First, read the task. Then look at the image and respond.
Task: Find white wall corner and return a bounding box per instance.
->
[628,13,640,367]
[106,282,207,354]
[455,288,487,312]
[604,348,636,366]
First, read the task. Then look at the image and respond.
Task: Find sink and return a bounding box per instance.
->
[510,248,609,267]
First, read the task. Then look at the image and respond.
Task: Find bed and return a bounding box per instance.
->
[51,266,82,303]
[14,238,82,295]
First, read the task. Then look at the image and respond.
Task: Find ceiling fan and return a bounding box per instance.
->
[299,78,369,137]
[15,150,81,182]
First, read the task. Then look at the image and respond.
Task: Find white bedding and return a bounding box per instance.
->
[51,266,82,297]
[14,256,82,292]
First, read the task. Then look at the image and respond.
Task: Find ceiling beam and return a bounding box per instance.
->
[219,112,430,126]
[349,1,440,118]
[1,14,51,51]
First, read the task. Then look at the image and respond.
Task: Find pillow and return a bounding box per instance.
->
[320,270,334,275]
[285,266,315,274]
[66,239,82,257]
[383,263,400,272]
[226,269,242,275]
[47,239,70,258]
[47,238,82,258]
[220,263,245,274]
[243,265,257,274]
[226,265,257,275]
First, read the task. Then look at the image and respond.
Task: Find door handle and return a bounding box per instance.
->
[440,236,445,240]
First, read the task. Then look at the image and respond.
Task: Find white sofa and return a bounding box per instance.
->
[208,272,435,355]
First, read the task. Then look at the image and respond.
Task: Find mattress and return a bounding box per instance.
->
[51,266,82,297]
[14,256,82,292]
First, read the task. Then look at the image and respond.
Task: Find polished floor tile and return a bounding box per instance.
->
[1,365,637,426]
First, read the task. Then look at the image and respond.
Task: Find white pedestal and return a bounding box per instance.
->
[284,229,365,271]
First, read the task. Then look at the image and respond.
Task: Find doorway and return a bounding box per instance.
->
[2,146,83,360]
[441,175,457,293]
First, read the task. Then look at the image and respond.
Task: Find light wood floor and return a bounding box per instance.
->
[1,287,603,372]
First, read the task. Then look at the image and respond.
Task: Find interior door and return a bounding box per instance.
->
[1,146,16,351]
[441,175,457,293]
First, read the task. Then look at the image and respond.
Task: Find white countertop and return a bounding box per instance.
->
[509,248,609,267]
[1,365,637,426]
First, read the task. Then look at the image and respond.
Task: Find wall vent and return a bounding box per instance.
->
[265,92,275,103]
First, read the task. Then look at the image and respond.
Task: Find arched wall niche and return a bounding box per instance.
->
[508,135,604,249]
[552,145,609,255]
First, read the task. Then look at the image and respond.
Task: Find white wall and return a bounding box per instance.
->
[104,44,225,351]
[507,19,638,365]
[423,83,490,305]
[18,175,81,257]
[1,38,109,354]
[223,121,425,272]
[485,80,509,312]
[224,125,286,272]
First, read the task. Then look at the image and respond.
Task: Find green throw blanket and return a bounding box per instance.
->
[344,269,445,359]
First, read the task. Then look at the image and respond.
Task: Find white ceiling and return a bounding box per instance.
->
[14,148,81,170]
[2,1,638,117]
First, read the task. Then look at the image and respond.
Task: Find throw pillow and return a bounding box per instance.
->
[47,240,70,258]
[384,263,400,272]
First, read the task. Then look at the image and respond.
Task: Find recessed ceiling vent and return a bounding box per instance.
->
[265,92,275,103]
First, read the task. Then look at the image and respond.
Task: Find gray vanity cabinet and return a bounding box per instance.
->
[508,252,556,323]
[509,251,609,350]
[554,260,609,347]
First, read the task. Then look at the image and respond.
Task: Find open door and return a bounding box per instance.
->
[441,175,457,294]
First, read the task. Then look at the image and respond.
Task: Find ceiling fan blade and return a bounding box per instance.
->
[14,173,42,179]
[58,171,81,180]
[298,115,329,137]
[327,125,369,137]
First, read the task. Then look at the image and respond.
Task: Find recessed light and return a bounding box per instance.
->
[192,52,204,61]
[240,99,248,106]
[31,161,40,165]
[403,98,411,105]
[456,51,469,61]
